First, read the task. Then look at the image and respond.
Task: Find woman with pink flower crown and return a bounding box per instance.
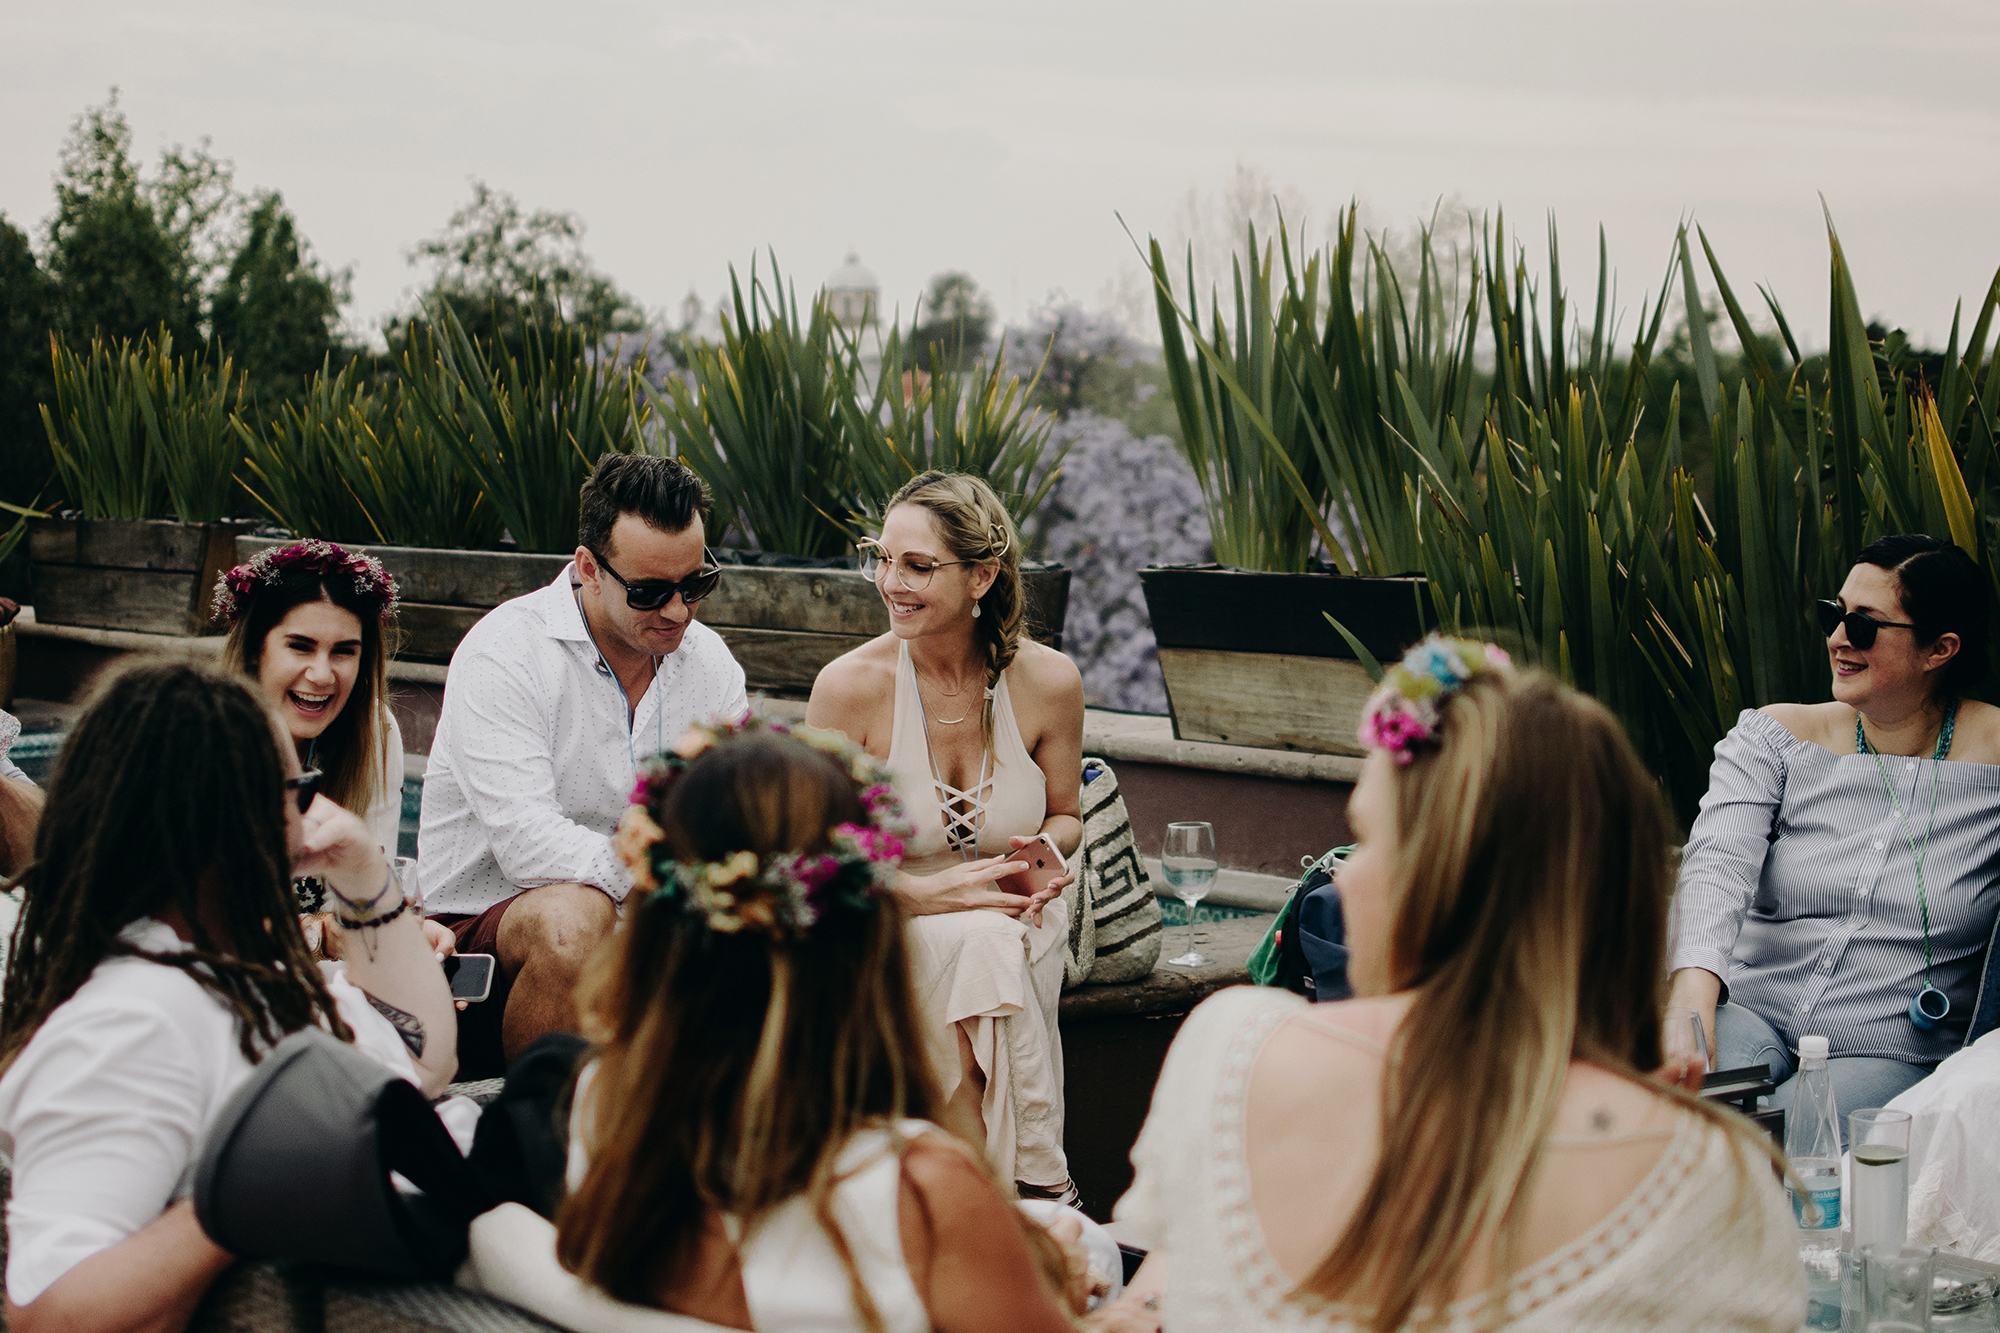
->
[216,540,451,960]
[1094,636,1804,1332]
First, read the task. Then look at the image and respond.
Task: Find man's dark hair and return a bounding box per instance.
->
[578,455,711,556]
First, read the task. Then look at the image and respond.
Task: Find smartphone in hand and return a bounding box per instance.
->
[997,834,1069,899]
[443,952,496,1003]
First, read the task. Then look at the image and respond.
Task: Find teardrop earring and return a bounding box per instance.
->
[972,603,982,619]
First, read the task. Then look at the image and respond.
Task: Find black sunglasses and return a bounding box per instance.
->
[590,548,722,611]
[285,768,323,814]
[1816,599,1919,650]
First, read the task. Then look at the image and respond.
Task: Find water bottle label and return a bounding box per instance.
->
[1789,1183,1841,1230]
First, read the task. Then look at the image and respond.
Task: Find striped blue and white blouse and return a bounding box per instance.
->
[1673,708,2000,1066]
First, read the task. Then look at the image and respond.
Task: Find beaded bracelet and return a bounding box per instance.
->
[334,894,411,933]
[329,862,401,929]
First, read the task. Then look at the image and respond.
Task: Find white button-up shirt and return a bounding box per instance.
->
[418,565,749,917]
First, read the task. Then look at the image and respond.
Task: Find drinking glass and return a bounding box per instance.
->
[394,856,422,914]
[1852,1108,1914,1255]
[1663,1006,1713,1076]
[1161,822,1217,967]
[1860,1241,1935,1332]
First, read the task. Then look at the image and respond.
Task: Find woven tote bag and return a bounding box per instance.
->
[1062,758,1163,988]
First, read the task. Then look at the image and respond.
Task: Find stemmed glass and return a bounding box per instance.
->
[1162,821,1217,967]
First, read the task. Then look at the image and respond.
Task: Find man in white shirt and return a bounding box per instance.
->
[419,454,748,1078]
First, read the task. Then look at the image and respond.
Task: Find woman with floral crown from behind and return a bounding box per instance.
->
[526,717,1132,1332]
[1097,637,1803,1331]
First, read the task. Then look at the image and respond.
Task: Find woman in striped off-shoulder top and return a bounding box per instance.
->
[1668,534,2000,1124]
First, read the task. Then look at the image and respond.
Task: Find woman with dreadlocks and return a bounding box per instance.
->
[536,716,1108,1332]
[0,660,458,1333]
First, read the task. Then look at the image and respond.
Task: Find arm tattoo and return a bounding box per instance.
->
[366,993,427,1059]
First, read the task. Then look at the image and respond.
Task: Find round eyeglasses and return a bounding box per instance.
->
[857,540,970,593]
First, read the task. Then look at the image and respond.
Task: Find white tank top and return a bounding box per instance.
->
[884,640,1047,876]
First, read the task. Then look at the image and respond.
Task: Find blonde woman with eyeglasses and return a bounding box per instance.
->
[809,470,1086,1206]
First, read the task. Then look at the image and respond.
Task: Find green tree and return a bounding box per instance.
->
[0,214,59,511]
[42,91,198,346]
[908,271,994,374]
[210,191,350,407]
[387,180,644,358]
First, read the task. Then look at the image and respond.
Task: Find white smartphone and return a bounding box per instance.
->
[997,834,1069,898]
[443,953,496,1003]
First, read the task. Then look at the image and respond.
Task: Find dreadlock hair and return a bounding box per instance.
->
[0,659,352,1075]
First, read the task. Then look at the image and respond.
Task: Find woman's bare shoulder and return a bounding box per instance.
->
[809,634,899,702]
[1758,701,1847,748]
[1009,641,1083,701]
[1945,699,2000,765]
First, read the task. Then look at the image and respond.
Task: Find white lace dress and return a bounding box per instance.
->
[1113,987,1806,1332]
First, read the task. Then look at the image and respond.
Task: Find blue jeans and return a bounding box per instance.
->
[1714,1002,1929,1146]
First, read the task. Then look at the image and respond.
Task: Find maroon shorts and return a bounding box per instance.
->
[434,894,523,1082]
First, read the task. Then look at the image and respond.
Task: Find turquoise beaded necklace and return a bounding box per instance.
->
[1855,698,1957,1030]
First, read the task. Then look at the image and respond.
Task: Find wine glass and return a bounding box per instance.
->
[1162,821,1217,967]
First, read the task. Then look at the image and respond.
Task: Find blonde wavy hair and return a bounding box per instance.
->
[886,470,1026,752]
[1311,666,1785,1330]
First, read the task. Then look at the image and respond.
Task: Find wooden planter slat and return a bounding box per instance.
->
[1139,565,1430,660]
[29,518,245,636]
[392,604,489,663]
[235,538,569,606]
[1154,647,1374,755]
[700,571,891,637]
[710,627,876,692]
[29,517,218,572]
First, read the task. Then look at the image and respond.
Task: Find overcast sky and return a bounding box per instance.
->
[4,0,1997,351]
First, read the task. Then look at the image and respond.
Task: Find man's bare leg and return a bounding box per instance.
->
[493,882,618,1063]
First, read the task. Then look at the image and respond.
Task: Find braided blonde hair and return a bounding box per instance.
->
[886,471,1025,752]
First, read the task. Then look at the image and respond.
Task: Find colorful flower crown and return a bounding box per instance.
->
[613,715,911,939]
[213,540,401,624]
[1358,634,1512,764]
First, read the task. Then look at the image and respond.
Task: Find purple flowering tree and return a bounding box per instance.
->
[1030,412,1209,713]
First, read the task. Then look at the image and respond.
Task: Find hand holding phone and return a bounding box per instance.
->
[996,833,1069,900]
[442,952,496,1003]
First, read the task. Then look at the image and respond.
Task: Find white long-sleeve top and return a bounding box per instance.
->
[0,918,417,1306]
[417,565,748,917]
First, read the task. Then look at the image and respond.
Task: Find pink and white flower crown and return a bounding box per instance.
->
[1358,634,1512,764]
[614,715,911,939]
[213,540,400,624]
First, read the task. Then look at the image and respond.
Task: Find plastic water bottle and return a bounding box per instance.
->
[1785,1035,1843,1330]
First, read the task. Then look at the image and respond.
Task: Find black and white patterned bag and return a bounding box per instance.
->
[1062,758,1163,988]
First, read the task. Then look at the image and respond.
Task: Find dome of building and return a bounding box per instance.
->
[825,251,879,329]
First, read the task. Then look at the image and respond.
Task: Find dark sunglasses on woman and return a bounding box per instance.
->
[589,548,723,611]
[285,768,323,814]
[1816,599,1918,651]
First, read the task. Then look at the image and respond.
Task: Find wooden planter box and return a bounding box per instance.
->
[235,540,1072,695]
[1139,565,1432,756]
[28,517,253,636]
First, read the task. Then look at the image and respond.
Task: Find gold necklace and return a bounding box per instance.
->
[916,665,980,722]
